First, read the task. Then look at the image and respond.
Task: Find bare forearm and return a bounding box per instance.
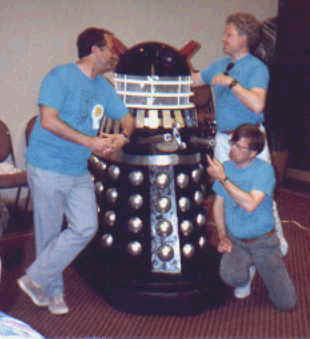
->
[121,113,135,137]
[213,205,226,239]
[191,72,205,87]
[39,105,120,156]
[207,155,264,212]
[41,112,93,148]
[230,83,266,113]
[211,74,266,113]
[221,179,258,212]
[213,196,226,238]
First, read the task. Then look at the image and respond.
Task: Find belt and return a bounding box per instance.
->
[238,229,275,244]
[221,124,260,135]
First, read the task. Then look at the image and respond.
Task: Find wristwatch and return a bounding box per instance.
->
[229,78,238,89]
[120,132,130,143]
[220,176,229,185]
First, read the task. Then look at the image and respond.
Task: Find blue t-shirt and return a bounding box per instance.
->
[27,63,128,175]
[213,158,275,239]
[201,54,269,132]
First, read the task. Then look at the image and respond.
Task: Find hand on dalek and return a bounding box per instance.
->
[91,134,116,157]
[100,132,129,149]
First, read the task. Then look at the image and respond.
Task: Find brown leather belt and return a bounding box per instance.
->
[222,124,260,135]
[238,229,275,244]
[222,129,236,135]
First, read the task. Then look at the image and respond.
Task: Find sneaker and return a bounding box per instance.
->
[234,266,256,299]
[48,294,69,315]
[279,237,288,257]
[17,275,49,307]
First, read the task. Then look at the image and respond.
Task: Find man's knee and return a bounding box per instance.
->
[70,221,98,242]
[219,264,248,287]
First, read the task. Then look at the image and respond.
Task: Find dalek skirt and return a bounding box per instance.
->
[76,42,228,315]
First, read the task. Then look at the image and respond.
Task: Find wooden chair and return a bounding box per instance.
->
[23,115,37,208]
[0,120,33,268]
[0,120,28,210]
[25,115,37,146]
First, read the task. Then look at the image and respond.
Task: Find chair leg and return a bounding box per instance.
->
[24,189,31,211]
[14,187,22,211]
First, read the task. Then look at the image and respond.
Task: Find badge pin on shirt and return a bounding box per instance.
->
[92,105,104,129]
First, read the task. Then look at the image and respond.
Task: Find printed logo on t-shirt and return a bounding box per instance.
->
[91,104,104,129]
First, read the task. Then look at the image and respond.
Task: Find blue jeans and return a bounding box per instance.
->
[220,233,297,311]
[26,165,98,297]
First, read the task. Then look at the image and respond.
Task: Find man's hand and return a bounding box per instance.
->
[217,235,233,253]
[207,155,226,182]
[100,132,129,149]
[90,135,115,157]
[211,74,233,87]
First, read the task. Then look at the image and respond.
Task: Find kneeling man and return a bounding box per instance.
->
[207,123,296,311]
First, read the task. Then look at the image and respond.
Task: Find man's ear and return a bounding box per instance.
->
[91,45,100,54]
[249,150,257,160]
[240,34,248,49]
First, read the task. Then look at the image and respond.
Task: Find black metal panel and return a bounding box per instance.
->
[115,42,190,76]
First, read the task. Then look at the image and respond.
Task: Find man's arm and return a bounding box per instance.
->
[213,195,232,253]
[120,113,135,137]
[191,71,205,87]
[40,105,119,157]
[210,74,267,114]
[100,113,135,149]
[207,155,265,212]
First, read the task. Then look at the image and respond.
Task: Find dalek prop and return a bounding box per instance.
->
[80,40,228,315]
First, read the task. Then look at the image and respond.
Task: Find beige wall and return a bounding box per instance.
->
[1,0,278,169]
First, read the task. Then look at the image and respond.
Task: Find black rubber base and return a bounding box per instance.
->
[104,283,230,315]
[75,243,231,315]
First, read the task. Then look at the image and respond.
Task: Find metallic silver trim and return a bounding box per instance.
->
[105,151,201,166]
[150,166,181,274]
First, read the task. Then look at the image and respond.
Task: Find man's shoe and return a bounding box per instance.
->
[48,294,69,315]
[17,275,49,307]
[279,237,288,256]
[234,265,256,299]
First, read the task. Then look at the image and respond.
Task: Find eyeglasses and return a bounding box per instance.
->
[224,62,235,75]
[229,140,251,153]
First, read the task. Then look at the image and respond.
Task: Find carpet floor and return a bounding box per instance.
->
[0,188,309,338]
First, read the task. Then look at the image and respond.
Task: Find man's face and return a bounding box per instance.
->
[229,137,256,166]
[96,34,119,73]
[222,23,247,56]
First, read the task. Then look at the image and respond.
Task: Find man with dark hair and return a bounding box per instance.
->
[17,27,134,315]
[207,124,297,311]
[192,12,288,298]
[77,27,112,59]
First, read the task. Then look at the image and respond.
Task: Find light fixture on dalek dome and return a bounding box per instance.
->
[81,39,229,315]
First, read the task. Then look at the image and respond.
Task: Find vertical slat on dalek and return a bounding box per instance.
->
[136,109,145,129]
[148,110,160,129]
[162,110,174,129]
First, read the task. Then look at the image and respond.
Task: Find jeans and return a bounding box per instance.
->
[220,233,297,311]
[26,165,98,297]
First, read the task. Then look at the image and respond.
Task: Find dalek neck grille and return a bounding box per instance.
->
[114,74,194,109]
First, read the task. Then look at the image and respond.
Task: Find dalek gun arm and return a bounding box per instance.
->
[190,135,215,148]
[172,122,187,150]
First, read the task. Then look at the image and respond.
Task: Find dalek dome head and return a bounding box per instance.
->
[114,42,194,110]
[115,42,190,76]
